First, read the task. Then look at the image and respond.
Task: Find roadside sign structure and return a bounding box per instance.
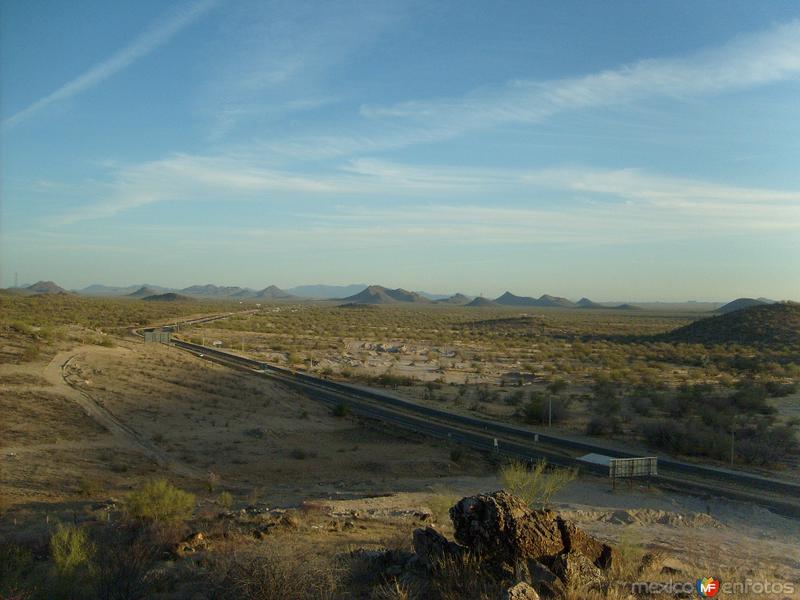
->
[609,456,658,489]
[579,453,658,489]
[144,330,172,344]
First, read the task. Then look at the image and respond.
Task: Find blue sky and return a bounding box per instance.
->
[2,0,799,300]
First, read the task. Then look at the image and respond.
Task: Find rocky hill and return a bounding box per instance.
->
[665,303,800,347]
[341,285,433,304]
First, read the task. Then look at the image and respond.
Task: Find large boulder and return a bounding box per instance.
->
[449,490,618,583]
[406,491,620,598]
[450,491,563,566]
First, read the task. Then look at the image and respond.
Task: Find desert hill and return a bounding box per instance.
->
[577,297,604,309]
[142,293,195,302]
[665,303,800,347]
[494,291,575,308]
[127,286,160,298]
[24,281,68,295]
[287,284,367,299]
[341,285,432,304]
[253,285,295,300]
[715,297,770,314]
[435,293,472,305]
[466,296,499,307]
[180,284,251,298]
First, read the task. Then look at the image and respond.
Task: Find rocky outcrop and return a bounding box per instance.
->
[411,490,618,599]
[449,491,617,572]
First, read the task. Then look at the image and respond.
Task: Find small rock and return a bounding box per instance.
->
[551,551,604,590]
[504,582,541,600]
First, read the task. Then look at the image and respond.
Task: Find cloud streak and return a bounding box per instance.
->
[359,20,800,136]
[50,152,800,241]
[2,0,218,129]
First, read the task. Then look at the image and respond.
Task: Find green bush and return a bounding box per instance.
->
[521,392,565,425]
[125,479,195,523]
[218,491,234,510]
[50,523,96,596]
[500,460,577,509]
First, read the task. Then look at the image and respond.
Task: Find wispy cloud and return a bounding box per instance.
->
[359,20,800,136]
[49,151,800,239]
[198,0,402,138]
[2,0,218,130]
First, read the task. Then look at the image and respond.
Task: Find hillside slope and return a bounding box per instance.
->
[666,303,800,347]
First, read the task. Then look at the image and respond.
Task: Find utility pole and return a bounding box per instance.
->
[548,396,553,428]
[241,336,244,352]
[730,426,735,467]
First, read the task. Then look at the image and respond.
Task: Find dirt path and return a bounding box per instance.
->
[39,345,203,480]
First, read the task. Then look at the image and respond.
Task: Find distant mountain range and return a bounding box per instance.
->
[75,283,297,301]
[286,284,367,299]
[4,282,786,312]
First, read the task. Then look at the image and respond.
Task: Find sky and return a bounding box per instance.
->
[2,0,799,301]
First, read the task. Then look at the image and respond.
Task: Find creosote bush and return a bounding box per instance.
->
[125,479,195,523]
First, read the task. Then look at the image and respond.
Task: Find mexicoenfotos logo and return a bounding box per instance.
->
[696,577,721,597]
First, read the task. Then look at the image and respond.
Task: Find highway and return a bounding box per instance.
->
[134,316,800,517]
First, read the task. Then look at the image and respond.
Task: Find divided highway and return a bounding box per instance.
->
[155,335,800,518]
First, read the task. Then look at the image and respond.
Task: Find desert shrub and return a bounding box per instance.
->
[586,416,621,436]
[765,380,797,397]
[500,460,577,509]
[0,543,35,596]
[218,491,234,510]
[50,523,96,597]
[731,381,774,414]
[332,402,350,417]
[93,526,157,600]
[98,336,115,348]
[76,477,102,498]
[290,448,309,460]
[125,479,195,523]
[206,471,221,492]
[449,448,463,463]
[521,392,565,425]
[426,492,460,525]
[207,543,340,600]
[505,390,525,406]
[428,552,504,600]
